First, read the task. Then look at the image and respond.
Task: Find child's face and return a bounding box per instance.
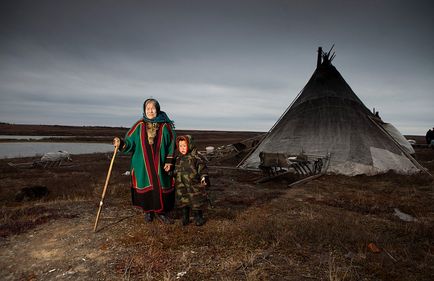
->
[178,140,188,155]
[145,102,157,119]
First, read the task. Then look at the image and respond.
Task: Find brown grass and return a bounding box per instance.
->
[0,127,433,280]
[0,205,77,238]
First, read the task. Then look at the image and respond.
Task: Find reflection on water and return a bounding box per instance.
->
[0,142,114,159]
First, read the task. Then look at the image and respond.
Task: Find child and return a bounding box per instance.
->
[174,135,210,226]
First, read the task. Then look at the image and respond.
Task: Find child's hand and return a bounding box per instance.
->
[201,176,211,187]
[201,177,207,186]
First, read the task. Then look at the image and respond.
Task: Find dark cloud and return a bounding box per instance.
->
[0,0,433,134]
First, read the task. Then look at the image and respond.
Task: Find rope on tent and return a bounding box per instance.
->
[268,81,307,134]
[236,76,308,168]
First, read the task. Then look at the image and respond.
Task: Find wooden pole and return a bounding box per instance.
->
[317,47,322,68]
[93,146,118,232]
[288,173,324,188]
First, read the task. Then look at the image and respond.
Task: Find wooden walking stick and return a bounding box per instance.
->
[94,145,119,232]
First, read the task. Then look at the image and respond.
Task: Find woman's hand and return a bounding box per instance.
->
[164,163,172,172]
[113,137,120,148]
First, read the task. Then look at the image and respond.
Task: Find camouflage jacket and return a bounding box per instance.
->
[174,150,209,189]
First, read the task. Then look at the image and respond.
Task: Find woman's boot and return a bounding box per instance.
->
[193,210,205,226]
[182,207,190,226]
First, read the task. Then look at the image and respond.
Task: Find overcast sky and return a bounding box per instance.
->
[1,0,433,135]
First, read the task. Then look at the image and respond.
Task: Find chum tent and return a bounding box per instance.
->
[238,47,421,176]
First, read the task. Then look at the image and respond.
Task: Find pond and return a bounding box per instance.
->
[0,142,115,159]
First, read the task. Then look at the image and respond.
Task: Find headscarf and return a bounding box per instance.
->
[142,98,175,127]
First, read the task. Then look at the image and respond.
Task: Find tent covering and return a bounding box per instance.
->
[238,50,419,176]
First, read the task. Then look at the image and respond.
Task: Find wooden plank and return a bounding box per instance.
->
[288,173,324,187]
[255,170,292,184]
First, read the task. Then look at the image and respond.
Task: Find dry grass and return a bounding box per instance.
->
[0,205,77,238]
[106,172,433,280]
[0,132,433,280]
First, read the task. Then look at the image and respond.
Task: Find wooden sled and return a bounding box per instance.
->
[256,152,330,184]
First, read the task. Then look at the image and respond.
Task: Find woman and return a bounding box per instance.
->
[114,98,176,224]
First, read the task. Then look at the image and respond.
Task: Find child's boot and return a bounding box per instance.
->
[182,207,190,226]
[193,210,205,226]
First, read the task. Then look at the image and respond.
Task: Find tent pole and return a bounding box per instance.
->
[317,47,323,68]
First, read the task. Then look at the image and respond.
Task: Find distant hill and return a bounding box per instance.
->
[0,123,128,136]
[0,123,264,150]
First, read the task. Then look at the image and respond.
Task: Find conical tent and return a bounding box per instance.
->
[238,49,420,176]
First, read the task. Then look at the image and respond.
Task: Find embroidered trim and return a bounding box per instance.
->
[146,122,158,145]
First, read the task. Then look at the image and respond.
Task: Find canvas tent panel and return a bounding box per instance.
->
[291,65,369,111]
[380,123,415,154]
[370,147,419,174]
[327,147,419,176]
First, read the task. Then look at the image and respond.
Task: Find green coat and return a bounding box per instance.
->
[121,120,176,212]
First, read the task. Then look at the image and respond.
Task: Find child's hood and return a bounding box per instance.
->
[185,135,197,152]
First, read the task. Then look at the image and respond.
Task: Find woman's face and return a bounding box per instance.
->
[145,102,157,119]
